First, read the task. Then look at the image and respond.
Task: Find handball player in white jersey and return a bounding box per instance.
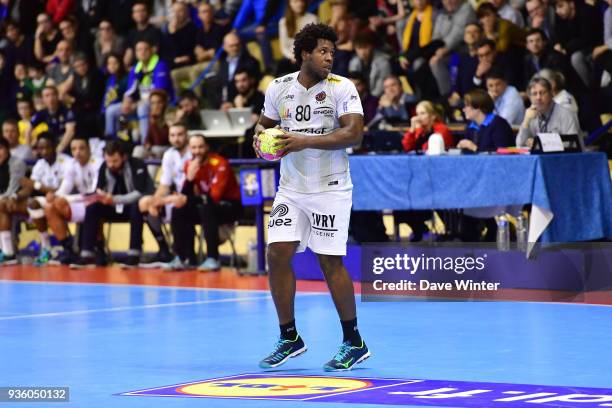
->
[253,23,370,371]
[43,136,102,265]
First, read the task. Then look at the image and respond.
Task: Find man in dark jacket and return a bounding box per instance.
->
[522,28,568,90]
[203,32,261,108]
[72,140,153,268]
[553,0,603,87]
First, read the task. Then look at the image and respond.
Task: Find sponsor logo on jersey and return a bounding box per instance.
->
[315,91,326,102]
[291,128,329,134]
[326,75,342,84]
[313,108,334,115]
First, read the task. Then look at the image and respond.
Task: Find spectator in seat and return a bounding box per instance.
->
[221,68,265,119]
[94,20,126,70]
[371,75,415,127]
[58,15,95,62]
[521,28,567,90]
[66,53,104,138]
[459,88,514,152]
[486,69,525,126]
[452,22,484,103]
[3,20,35,65]
[175,90,203,130]
[30,85,76,152]
[46,39,73,98]
[348,32,392,98]
[0,136,27,265]
[490,0,524,27]
[108,40,173,140]
[592,0,612,77]
[347,71,379,125]
[277,0,318,75]
[2,118,33,160]
[526,0,556,39]
[476,3,525,54]
[132,89,170,178]
[72,140,154,268]
[15,98,37,150]
[397,0,441,100]
[472,39,517,91]
[33,13,61,64]
[429,0,477,97]
[553,0,603,88]
[102,53,128,122]
[170,2,225,97]
[204,32,261,109]
[516,76,581,147]
[166,1,197,92]
[537,68,578,113]
[123,1,162,68]
[168,133,242,271]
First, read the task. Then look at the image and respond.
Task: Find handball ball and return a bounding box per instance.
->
[258,128,285,161]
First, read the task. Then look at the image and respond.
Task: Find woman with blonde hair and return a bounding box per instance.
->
[402,100,453,152]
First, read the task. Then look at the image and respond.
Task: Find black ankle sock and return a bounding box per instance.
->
[146,216,169,253]
[280,320,297,340]
[341,318,362,347]
[60,236,73,251]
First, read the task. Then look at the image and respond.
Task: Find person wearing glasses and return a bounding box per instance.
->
[516,76,581,148]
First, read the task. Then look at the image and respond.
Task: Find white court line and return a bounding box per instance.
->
[0,294,273,321]
[0,279,330,294]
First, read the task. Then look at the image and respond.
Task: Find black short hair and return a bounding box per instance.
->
[475,39,497,52]
[526,27,547,41]
[293,23,338,66]
[476,2,498,18]
[2,118,18,128]
[37,131,57,146]
[486,68,507,82]
[179,89,199,102]
[71,135,89,145]
[103,140,125,156]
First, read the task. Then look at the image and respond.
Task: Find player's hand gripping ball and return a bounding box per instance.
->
[257,128,285,161]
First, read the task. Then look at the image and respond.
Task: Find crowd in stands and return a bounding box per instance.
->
[0,0,610,265]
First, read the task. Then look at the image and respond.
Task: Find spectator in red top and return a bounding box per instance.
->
[170,133,242,271]
[401,101,453,152]
[46,0,75,24]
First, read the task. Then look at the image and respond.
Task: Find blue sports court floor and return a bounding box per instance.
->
[1,279,612,407]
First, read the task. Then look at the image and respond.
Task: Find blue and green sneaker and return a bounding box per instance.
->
[33,248,52,266]
[323,340,371,371]
[259,335,307,368]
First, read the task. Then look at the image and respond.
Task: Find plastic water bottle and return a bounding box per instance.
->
[516,215,528,251]
[247,240,258,274]
[496,215,510,251]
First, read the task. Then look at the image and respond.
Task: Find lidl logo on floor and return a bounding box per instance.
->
[119,374,612,407]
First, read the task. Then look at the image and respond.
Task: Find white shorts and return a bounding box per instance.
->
[32,195,87,222]
[267,188,352,256]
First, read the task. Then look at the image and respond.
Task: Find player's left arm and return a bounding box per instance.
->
[276,113,363,153]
